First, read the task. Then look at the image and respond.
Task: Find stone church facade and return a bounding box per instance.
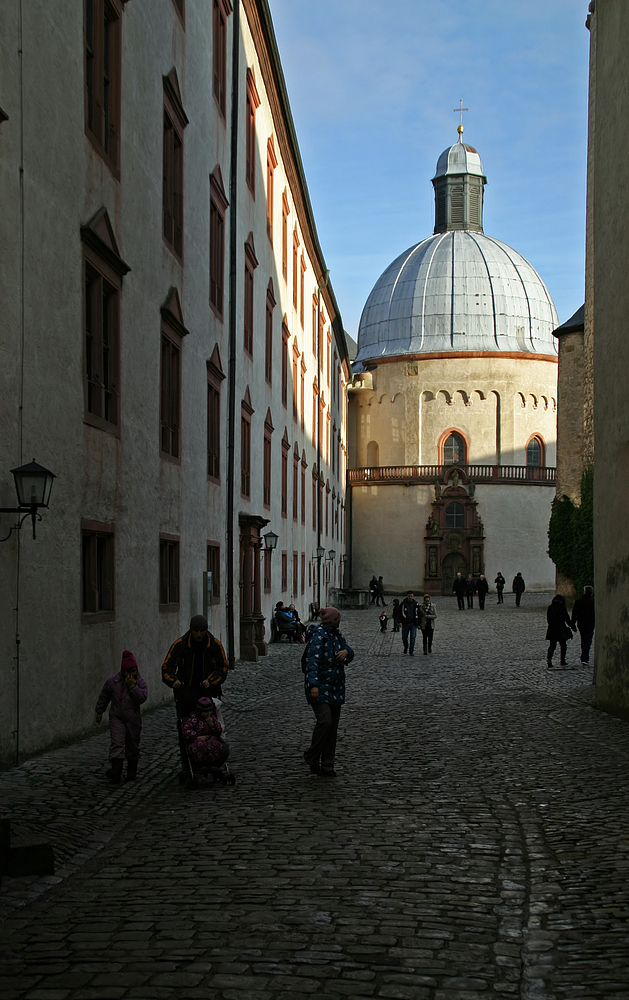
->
[348,135,558,595]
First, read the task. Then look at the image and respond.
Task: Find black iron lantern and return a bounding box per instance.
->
[11,460,56,508]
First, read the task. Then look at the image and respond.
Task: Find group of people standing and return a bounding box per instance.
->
[452,571,525,608]
[368,576,387,606]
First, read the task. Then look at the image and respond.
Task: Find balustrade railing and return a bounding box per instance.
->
[348,464,556,485]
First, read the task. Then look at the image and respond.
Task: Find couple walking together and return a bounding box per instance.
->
[400,592,437,655]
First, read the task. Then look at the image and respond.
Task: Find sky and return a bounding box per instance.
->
[268,0,590,339]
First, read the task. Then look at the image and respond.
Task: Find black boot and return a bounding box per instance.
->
[106,759,123,784]
[125,759,138,781]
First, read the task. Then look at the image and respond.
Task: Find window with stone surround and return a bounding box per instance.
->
[84,0,123,175]
[159,534,180,608]
[163,70,188,261]
[82,519,115,620]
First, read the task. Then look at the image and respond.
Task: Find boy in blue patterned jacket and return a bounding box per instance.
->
[303,606,354,778]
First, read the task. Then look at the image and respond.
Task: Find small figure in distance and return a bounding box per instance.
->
[512,572,526,607]
[476,574,489,610]
[419,594,437,654]
[452,571,466,610]
[369,575,378,605]
[466,574,475,609]
[571,585,595,665]
[494,572,506,604]
[391,598,401,632]
[546,594,574,667]
[375,576,387,607]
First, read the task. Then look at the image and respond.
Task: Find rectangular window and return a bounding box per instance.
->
[282,192,289,281]
[241,410,251,498]
[245,69,259,195]
[84,262,120,429]
[301,461,306,525]
[292,351,298,421]
[292,452,299,521]
[281,323,289,408]
[159,535,180,607]
[325,487,329,536]
[263,433,272,508]
[312,383,318,448]
[301,552,305,595]
[300,255,306,328]
[212,0,228,117]
[82,520,115,619]
[84,0,122,173]
[207,376,221,481]
[266,137,277,243]
[281,551,288,592]
[264,548,272,593]
[281,443,288,518]
[207,543,221,604]
[293,230,299,309]
[163,106,185,259]
[265,286,274,384]
[293,551,298,598]
[210,170,228,319]
[244,258,254,357]
[312,475,317,531]
[300,360,306,432]
[312,295,317,356]
[160,331,181,459]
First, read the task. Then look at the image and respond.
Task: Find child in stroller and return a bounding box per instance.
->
[379,611,388,632]
[177,696,235,787]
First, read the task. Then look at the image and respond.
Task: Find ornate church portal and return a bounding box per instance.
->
[424,468,485,595]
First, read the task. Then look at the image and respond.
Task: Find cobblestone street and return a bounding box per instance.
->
[1,593,629,1000]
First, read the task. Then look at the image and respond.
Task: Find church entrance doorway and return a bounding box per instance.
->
[441,552,467,595]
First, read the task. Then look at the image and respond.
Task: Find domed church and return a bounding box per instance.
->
[347,128,559,595]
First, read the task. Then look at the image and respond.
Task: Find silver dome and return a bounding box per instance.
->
[355,230,559,364]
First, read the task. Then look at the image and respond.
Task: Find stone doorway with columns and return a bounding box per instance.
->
[239,514,269,661]
[423,467,485,596]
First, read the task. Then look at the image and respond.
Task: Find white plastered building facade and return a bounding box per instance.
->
[348,134,558,596]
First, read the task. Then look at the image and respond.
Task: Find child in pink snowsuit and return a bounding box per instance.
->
[95,650,148,783]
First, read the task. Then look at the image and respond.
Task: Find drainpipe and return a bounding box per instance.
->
[225,1,240,669]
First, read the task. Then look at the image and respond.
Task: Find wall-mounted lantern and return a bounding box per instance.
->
[0,460,56,542]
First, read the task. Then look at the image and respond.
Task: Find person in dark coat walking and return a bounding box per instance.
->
[465,574,476,608]
[512,572,526,606]
[369,576,378,604]
[95,650,148,783]
[375,576,387,606]
[546,594,574,667]
[418,595,437,654]
[494,572,506,603]
[452,572,466,610]
[391,598,401,632]
[476,574,489,610]
[400,591,420,654]
[162,614,229,719]
[303,607,354,777]
[571,585,595,664]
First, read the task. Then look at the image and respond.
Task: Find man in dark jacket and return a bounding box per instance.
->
[512,572,526,606]
[303,606,354,777]
[162,614,228,718]
[571,585,595,664]
[452,572,466,610]
[546,595,573,667]
[465,574,476,609]
[476,574,489,610]
[400,591,420,654]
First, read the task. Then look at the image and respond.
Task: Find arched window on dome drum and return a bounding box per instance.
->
[526,437,542,467]
[443,432,466,466]
[445,501,465,528]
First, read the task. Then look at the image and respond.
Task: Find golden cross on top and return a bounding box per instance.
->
[454,99,469,137]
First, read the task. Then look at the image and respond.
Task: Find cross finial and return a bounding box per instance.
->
[454,99,469,140]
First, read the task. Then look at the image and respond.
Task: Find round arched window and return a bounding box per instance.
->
[445,501,465,528]
[443,432,466,466]
[526,437,542,467]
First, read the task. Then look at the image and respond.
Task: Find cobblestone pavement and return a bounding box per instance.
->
[2,593,629,1000]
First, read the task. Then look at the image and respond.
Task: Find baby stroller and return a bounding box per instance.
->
[176,696,236,788]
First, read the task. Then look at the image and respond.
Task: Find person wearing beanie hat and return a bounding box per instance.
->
[162,614,228,719]
[302,607,354,777]
[95,650,148,784]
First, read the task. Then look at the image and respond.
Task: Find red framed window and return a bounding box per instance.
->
[84,0,123,174]
[163,70,188,261]
[301,455,306,525]
[292,447,299,521]
[300,359,306,432]
[282,191,289,281]
[300,255,306,328]
[281,551,287,592]
[263,409,273,509]
[292,344,299,421]
[265,282,275,384]
[312,294,317,356]
[207,543,221,604]
[160,330,181,461]
[159,534,180,608]
[207,348,225,482]
[245,69,260,195]
[293,551,298,598]
[526,435,545,467]
[292,229,299,309]
[281,433,290,518]
[441,430,467,466]
[212,0,232,118]
[301,552,305,595]
[281,320,289,408]
[264,548,272,593]
[312,473,317,531]
[82,519,115,620]
[210,167,229,320]
[84,261,120,430]
[241,388,253,499]
[266,136,277,243]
